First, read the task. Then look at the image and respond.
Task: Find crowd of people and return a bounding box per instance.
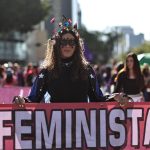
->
[1,56,150,102]
[0,62,39,87]
[1,16,150,103]
[93,56,150,102]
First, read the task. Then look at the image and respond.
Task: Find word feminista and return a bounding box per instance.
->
[0,108,150,149]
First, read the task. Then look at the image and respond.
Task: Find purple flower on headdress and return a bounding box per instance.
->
[50,17,55,24]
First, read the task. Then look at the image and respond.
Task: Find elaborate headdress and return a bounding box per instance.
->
[50,15,80,40]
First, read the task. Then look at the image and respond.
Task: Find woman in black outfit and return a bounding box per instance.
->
[14,16,120,103]
[114,52,145,102]
[27,16,109,103]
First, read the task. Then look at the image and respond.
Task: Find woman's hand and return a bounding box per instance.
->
[113,93,131,106]
[13,96,30,107]
[140,97,145,102]
[113,93,122,101]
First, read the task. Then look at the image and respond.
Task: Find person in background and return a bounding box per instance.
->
[102,66,112,94]
[93,64,103,88]
[114,52,145,102]
[13,63,25,86]
[31,65,39,84]
[17,66,25,87]
[111,62,124,92]
[0,65,6,87]
[142,64,150,101]
[24,63,34,86]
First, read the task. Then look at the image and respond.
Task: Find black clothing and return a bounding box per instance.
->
[28,61,106,103]
[114,71,145,95]
[46,66,89,102]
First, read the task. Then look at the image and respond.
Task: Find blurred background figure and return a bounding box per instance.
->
[111,61,124,92]
[13,63,25,87]
[142,64,150,101]
[0,65,6,87]
[93,64,103,88]
[102,65,112,94]
[4,62,17,87]
[18,68,25,87]
[24,63,34,86]
[32,65,40,83]
[114,52,145,102]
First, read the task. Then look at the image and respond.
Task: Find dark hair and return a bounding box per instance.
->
[116,62,124,73]
[0,66,4,78]
[6,69,13,84]
[124,52,144,89]
[124,52,142,78]
[43,30,89,80]
[142,64,149,77]
[60,30,78,39]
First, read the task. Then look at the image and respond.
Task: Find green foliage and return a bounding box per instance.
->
[131,41,150,54]
[80,26,122,64]
[117,51,127,62]
[0,0,50,33]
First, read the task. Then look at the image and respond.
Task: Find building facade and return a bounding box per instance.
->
[114,26,145,55]
[0,32,27,64]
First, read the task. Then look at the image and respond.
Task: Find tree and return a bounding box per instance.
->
[103,32,122,62]
[80,26,121,64]
[80,26,105,63]
[0,0,50,33]
[131,41,150,54]
[0,0,50,64]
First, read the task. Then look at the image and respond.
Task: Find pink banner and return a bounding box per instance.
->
[0,87,30,104]
[0,102,150,149]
